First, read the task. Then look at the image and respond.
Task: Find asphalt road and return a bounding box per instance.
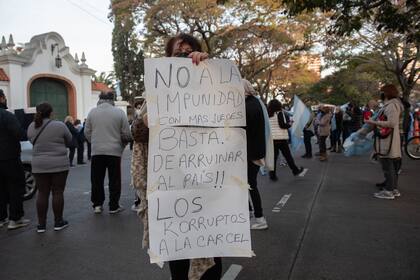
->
[1,149,420,280]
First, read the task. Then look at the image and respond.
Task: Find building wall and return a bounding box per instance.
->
[0,81,9,102]
[0,33,96,119]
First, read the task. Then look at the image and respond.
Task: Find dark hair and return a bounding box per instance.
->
[74,119,81,126]
[134,99,144,108]
[99,91,115,100]
[165,33,202,57]
[380,84,399,100]
[34,102,53,128]
[0,89,4,98]
[267,99,283,117]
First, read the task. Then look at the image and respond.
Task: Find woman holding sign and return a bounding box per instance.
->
[138,33,221,280]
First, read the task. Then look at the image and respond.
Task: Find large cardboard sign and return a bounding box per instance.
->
[144,58,246,127]
[145,58,251,263]
[147,187,252,263]
[147,126,247,193]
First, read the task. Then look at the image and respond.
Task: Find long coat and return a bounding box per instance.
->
[373,98,403,158]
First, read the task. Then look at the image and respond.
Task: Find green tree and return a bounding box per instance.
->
[92,71,116,88]
[110,2,145,104]
[283,0,420,43]
[112,0,325,102]
[301,56,396,106]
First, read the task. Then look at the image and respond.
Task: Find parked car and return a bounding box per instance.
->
[21,141,36,200]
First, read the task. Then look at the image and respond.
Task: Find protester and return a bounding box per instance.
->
[330,106,343,153]
[140,33,221,280]
[302,112,315,158]
[83,118,92,161]
[64,116,78,167]
[243,79,274,223]
[342,104,353,141]
[244,84,268,233]
[356,84,403,199]
[349,105,363,134]
[84,91,132,214]
[267,99,306,179]
[27,102,72,232]
[0,89,30,230]
[313,108,321,144]
[317,105,332,161]
[74,119,86,165]
[130,98,147,213]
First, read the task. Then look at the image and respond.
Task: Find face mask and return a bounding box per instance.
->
[175,52,190,58]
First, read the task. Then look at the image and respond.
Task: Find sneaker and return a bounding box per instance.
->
[251,217,268,230]
[109,206,125,214]
[37,225,46,233]
[295,167,308,177]
[393,189,401,197]
[0,218,9,227]
[374,190,395,200]
[54,220,69,231]
[7,218,30,230]
[94,206,103,214]
[131,204,140,212]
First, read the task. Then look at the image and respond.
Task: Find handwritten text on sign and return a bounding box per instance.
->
[147,188,252,263]
[144,58,245,127]
[147,126,247,194]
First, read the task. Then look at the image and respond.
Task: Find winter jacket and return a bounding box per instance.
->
[245,95,266,161]
[84,100,132,157]
[318,112,332,136]
[0,104,23,161]
[65,121,78,148]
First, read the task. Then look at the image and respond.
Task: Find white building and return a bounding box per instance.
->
[0,32,113,121]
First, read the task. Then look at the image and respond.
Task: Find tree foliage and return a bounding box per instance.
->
[112,0,325,102]
[110,2,145,103]
[301,55,396,106]
[282,1,419,102]
[92,71,116,88]
[283,0,420,43]
[321,25,419,102]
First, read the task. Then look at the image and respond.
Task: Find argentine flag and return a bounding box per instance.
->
[290,95,311,152]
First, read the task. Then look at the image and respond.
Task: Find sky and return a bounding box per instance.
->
[0,0,114,73]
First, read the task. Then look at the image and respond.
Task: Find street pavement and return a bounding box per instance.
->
[1,148,420,280]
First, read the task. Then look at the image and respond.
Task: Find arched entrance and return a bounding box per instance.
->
[28,76,76,121]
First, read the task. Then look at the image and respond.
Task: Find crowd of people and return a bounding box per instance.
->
[0,32,418,280]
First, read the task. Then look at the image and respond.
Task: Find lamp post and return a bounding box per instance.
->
[51,43,62,68]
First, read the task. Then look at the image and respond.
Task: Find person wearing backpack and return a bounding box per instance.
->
[27,102,72,232]
[267,99,306,180]
[0,89,30,230]
[356,84,404,200]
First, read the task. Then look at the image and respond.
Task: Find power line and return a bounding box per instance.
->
[77,0,109,17]
[63,0,112,27]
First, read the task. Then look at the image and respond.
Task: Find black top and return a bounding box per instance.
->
[0,104,23,160]
[65,121,78,148]
[245,95,266,161]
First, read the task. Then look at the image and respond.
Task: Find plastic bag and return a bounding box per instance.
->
[343,132,374,157]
